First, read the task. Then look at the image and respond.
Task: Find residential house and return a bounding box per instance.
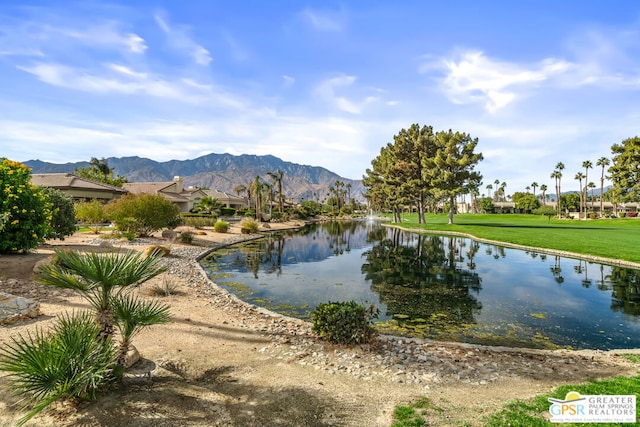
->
[30,173,127,201]
[204,189,247,209]
[122,176,207,213]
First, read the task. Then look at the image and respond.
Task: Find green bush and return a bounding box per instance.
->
[75,199,107,234]
[240,218,260,234]
[41,187,76,240]
[180,231,194,244]
[311,301,379,345]
[214,219,229,233]
[0,311,117,426]
[0,158,52,253]
[105,194,181,236]
[220,207,236,216]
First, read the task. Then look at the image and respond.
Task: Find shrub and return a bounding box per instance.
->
[181,214,217,228]
[220,207,236,216]
[143,245,170,257]
[41,187,76,240]
[75,200,107,234]
[0,311,117,426]
[180,231,194,244]
[240,218,260,234]
[620,212,627,218]
[105,194,181,236]
[311,301,379,345]
[0,158,52,253]
[214,219,229,233]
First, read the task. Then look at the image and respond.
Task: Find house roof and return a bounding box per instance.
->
[30,173,127,193]
[122,182,174,193]
[205,189,246,203]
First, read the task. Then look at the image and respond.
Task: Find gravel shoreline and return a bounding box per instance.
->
[156,237,638,390]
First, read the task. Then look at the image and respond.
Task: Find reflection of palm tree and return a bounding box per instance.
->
[550,255,563,285]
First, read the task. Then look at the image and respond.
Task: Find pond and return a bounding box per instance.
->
[199,220,640,350]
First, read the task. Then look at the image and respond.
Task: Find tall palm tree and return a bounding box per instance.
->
[575,172,585,219]
[531,182,538,199]
[540,184,548,206]
[249,176,263,220]
[486,184,493,199]
[36,250,167,340]
[588,182,596,212]
[596,157,610,217]
[582,160,593,214]
[554,162,565,218]
[267,170,285,213]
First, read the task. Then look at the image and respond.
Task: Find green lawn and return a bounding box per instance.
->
[388,213,640,265]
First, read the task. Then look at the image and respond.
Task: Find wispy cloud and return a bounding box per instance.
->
[17,62,246,109]
[424,50,571,113]
[314,75,381,114]
[154,12,211,66]
[299,6,346,32]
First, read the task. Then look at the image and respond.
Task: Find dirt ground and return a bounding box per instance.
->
[0,222,638,427]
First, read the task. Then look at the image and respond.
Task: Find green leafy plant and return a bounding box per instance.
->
[180,231,194,243]
[112,294,171,367]
[74,199,107,234]
[105,193,181,236]
[311,301,379,344]
[40,187,76,240]
[36,250,167,341]
[0,311,117,426]
[0,158,52,253]
[214,219,229,233]
[392,397,441,427]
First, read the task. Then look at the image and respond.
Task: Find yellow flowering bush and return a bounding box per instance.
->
[0,158,52,252]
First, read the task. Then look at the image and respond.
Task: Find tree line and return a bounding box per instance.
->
[363,124,640,221]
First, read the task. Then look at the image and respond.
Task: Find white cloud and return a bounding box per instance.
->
[299,7,345,32]
[425,50,572,113]
[154,12,212,66]
[16,62,246,108]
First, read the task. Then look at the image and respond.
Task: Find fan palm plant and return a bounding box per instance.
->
[36,250,167,340]
[0,311,117,426]
[112,294,171,367]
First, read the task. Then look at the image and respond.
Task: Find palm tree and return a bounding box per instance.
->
[554,162,565,218]
[531,182,538,199]
[540,184,548,206]
[36,250,167,340]
[89,157,112,177]
[112,294,170,366]
[588,182,596,212]
[582,160,593,215]
[267,170,285,214]
[596,157,610,217]
[486,184,493,199]
[193,196,221,214]
[575,172,585,219]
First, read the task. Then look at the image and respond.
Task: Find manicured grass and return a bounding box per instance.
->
[390,213,640,264]
[485,373,640,426]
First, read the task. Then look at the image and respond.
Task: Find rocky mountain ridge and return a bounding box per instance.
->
[24,153,366,203]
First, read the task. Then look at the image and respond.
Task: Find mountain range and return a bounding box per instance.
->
[24,153,366,203]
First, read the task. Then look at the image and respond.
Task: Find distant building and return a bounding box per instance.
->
[30,173,127,201]
[122,176,207,213]
[203,189,248,209]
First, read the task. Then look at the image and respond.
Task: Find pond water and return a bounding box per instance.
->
[200,221,640,350]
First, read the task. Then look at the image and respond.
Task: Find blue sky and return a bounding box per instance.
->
[1,1,639,193]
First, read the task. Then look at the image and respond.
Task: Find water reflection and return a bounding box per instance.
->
[200,221,640,350]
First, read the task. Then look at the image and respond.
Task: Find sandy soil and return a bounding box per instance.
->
[0,222,638,427]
